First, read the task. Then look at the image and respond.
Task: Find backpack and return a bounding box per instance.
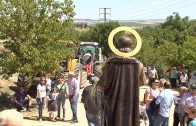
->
[149,98,160,117]
[148,87,160,117]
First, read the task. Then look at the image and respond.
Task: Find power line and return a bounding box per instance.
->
[99,8,111,22]
[113,0,157,18]
[114,0,175,18]
[129,2,196,19]
[123,0,186,19]
[109,0,131,9]
[113,0,150,11]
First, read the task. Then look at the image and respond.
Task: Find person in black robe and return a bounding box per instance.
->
[100,36,146,126]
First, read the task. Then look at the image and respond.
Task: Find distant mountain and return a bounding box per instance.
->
[73,18,165,27]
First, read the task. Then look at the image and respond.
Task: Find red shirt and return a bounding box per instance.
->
[86,64,91,74]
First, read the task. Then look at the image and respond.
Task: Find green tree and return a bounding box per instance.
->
[159,12,191,45]
[180,37,196,72]
[79,21,121,57]
[0,0,76,84]
[137,13,196,77]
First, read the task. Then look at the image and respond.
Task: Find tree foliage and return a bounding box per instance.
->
[79,21,121,57]
[180,37,196,71]
[79,13,196,77]
[0,0,76,81]
[139,13,196,76]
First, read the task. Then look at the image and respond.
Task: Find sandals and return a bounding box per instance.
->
[62,117,67,122]
[51,119,56,122]
[49,118,56,122]
[55,116,60,120]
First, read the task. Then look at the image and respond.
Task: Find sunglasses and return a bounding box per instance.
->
[155,82,159,83]
[41,80,46,81]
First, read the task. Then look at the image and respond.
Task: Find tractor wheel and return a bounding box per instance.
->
[63,72,69,83]
[72,62,87,89]
[94,64,102,77]
[80,70,87,89]
[74,62,80,80]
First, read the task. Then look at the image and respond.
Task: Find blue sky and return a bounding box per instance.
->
[69,0,196,20]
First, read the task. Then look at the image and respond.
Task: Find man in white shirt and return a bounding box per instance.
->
[148,66,158,85]
[46,74,52,95]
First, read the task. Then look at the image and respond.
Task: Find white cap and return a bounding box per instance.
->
[160,78,166,84]
[68,71,75,76]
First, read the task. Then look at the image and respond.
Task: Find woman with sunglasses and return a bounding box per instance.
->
[145,78,161,126]
[36,76,47,122]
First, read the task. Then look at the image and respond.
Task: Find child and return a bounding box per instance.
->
[188,107,196,126]
[47,88,57,122]
[139,101,148,126]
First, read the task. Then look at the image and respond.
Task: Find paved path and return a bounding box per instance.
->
[22,85,178,126]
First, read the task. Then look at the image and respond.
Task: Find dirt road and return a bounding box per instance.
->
[22,88,88,126]
[21,85,178,126]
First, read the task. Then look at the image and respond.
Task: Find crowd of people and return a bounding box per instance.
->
[10,70,103,126]
[0,77,101,126]
[2,35,196,126]
[139,66,196,126]
[7,63,196,126]
[12,71,80,124]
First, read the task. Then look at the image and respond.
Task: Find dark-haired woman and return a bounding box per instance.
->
[145,79,161,126]
[36,76,47,122]
[54,74,68,121]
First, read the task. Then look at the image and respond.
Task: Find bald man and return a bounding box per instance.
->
[0,109,23,126]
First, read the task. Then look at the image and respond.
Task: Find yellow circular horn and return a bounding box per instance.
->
[108,26,142,57]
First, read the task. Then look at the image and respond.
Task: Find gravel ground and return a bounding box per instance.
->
[22,88,87,126]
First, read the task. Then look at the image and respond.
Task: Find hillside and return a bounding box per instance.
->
[73,19,165,27]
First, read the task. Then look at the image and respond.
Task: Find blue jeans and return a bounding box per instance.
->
[86,112,101,126]
[36,98,45,119]
[57,95,66,118]
[146,109,155,126]
[155,114,169,126]
[69,94,79,120]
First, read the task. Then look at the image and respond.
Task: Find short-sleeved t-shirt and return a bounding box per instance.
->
[185,96,196,108]
[145,86,161,109]
[36,84,46,98]
[46,78,52,90]
[189,119,196,126]
[146,86,160,98]
[170,70,178,79]
[148,69,157,78]
[54,83,68,96]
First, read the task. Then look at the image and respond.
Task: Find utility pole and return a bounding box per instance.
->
[99,8,111,22]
